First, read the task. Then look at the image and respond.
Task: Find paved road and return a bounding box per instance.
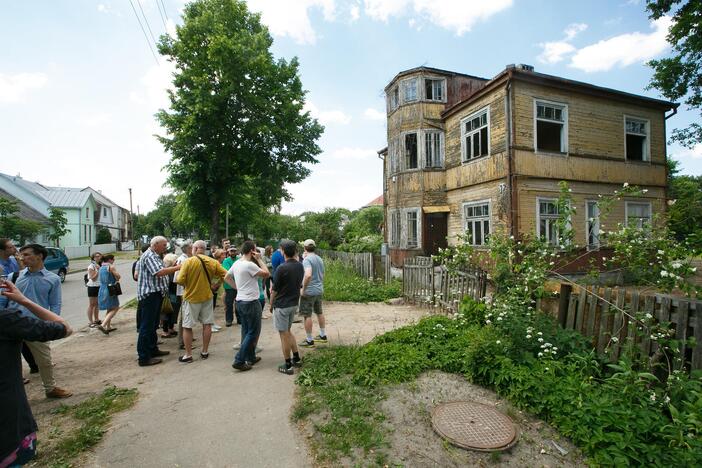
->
[60,259,137,329]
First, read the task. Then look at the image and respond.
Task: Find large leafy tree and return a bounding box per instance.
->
[647,0,702,148]
[667,159,702,247]
[0,197,44,245]
[156,0,323,243]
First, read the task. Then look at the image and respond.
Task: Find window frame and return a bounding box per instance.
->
[401,77,418,104]
[460,106,491,163]
[462,199,491,247]
[401,131,420,171]
[390,209,401,247]
[533,99,568,154]
[424,77,447,102]
[422,129,445,168]
[536,197,562,246]
[625,201,652,229]
[585,200,600,250]
[402,208,422,249]
[623,115,650,162]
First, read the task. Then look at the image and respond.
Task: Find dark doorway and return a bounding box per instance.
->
[424,212,448,256]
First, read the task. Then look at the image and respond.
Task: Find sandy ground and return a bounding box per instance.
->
[24,299,584,467]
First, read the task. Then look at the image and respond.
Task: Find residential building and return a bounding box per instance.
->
[381,65,677,265]
[0,187,50,244]
[82,187,132,242]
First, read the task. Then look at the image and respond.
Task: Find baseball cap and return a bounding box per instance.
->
[303,239,316,248]
[227,246,237,252]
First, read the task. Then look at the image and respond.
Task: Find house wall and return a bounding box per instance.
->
[446,179,508,246]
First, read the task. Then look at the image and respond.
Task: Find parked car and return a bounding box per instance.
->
[44,247,69,283]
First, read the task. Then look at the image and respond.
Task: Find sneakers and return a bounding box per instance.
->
[45,387,72,399]
[178,355,193,363]
[211,324,221,333]
[247,356,262,365]
[292,359,302,368]
[225,322,233,327]
[232,361,252,371]
[314,335,328,343]
[299,339,315,348]
[278,364,294,375]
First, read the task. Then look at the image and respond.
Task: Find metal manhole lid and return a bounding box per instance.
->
[431,401,518,452]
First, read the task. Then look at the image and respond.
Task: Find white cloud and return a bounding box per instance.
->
[129,61,176,110]
[569,16,672,72]
[537,23,587,64]
[246,0,336,45]
[350,4,360,21]
[678,144,702,160]
[0,72,48,103]
[330,147,378,160]
[304,102,351,125]
[364,0,512,35]
[364,107,385,121]
[79,112,113,128]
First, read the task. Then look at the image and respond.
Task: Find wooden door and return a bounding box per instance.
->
[424,213,448,256]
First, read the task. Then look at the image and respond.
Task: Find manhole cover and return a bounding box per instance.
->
[431,401,518,452]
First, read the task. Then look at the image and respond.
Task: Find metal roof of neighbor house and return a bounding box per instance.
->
[82,186,127,210]
[39,189,92,208]
[0,188,49,224]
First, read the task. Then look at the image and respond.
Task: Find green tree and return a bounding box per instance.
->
[47,208,69,247]
[96,227,112,244]
[156,0,323,244]
[0,197,44,245]
[647,0,702,148]
[667,159,702,247]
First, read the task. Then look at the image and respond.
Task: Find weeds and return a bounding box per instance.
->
[323,259,401,303]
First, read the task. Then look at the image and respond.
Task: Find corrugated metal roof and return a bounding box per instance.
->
[39,189,92,208]
[0,188,49,224]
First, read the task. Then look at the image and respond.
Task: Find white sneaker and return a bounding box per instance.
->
[212,324,221,332]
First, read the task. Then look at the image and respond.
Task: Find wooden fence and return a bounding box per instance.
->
[558,284,702,371]
[319,250,374,280]
[403,257,488,314]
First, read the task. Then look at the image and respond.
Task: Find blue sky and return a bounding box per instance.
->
[0,0,699,215]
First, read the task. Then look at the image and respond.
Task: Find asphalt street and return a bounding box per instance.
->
[60,259,137,329]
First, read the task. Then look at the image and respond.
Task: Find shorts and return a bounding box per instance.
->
[273,306,297,332]
[87,286,100,298]
[298,295,323,317]
[181,299,215,328]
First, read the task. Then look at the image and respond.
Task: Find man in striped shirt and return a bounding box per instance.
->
[136,236,180,367]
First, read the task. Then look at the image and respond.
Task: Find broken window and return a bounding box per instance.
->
[586,201,600,250]
[388,86,399,111]
[388,138,400,173]
[538,198,561,246]
[461,108,489,162]
[404,133,418,169]
[464,201,490,246]
[424,131,444,168]
[406,210,419,248]
[535,101,567,153]
[626,202,651,229]
[402,78,418,103]
[625,117,648,161]
[425,78,445,101]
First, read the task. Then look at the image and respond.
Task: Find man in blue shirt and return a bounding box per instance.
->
[0,238,19,278]
[8,244,72,399]
[270,244,284,274]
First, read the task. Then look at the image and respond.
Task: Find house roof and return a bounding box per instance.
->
[82,186,126,210]
[385,66,488,91]
[0,188,49,224]
[363,194,384,208]
[442,65,678,119]
[39,188,92,208]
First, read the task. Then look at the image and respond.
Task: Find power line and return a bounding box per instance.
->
[135,0,159,47]
[128,0,159,65]
[159,0,170,23]
[155,0,168,31]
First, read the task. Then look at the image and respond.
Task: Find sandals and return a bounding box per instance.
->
[200,352,209,360]
[178,355,193,363]
[98,325,110,335]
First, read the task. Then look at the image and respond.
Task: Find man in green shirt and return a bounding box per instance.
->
[222,246,239,326]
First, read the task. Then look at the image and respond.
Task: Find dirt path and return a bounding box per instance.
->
[24,301,426,467]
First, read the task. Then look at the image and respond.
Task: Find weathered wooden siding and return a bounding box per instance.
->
[444,87,507,169]
[446,180,508,246]
[516,178,666,244]
[388,102,445,136]
[512,81,667,164]
[385,171,447,210]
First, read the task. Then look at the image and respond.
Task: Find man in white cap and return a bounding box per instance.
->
[298,239,326,347]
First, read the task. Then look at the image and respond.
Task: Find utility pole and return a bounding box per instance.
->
[128,188,133,240]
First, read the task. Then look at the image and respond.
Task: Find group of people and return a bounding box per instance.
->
[0,234,328,467]
[129,235,327,375]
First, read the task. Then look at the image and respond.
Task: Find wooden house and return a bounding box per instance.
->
[381,65,678,266]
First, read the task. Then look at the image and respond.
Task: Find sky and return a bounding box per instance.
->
[0,0,700,216]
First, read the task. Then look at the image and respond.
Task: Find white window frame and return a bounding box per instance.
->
[460,106,491,163]
[402,208,422,249]
[390,210,401,247]
[625,201,652,229]
[388,86,399,112]
[401,78,418,104]
[585,200,600,250]
[624,115,650,162]
[401,131,420,171]
[536,197,562,246]
[424,77,446,102]
[462,200,491,247]
[422,130,444,168]
[534,99,568,154]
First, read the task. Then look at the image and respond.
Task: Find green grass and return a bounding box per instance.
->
[323,259,401,303]
[31,386,138,468]
[122,297,138,309]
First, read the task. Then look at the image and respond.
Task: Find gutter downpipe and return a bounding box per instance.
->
[662,105,678,213]
[505,74,517,239]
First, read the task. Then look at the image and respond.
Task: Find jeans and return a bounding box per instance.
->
[224,289,238,324]
[234,300,262,364]
[137,292,163,363]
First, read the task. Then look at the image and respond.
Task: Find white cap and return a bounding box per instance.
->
[303,239,316,248]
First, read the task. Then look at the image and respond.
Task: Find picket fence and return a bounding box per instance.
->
[558,284,702,371]
[403,257,488,315]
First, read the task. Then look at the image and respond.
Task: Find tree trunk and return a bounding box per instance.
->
[210,206,220,247]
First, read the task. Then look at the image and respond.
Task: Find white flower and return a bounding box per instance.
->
[496,340,501,344]
[671,261,682,269]
[526,334,532,339]
[657,250,665,255]
[538,337,544,342]
[552,347,558,351]
[642,189,648,193]
[623,182,629,187]
[485,319,491,324]
[649,392,656,402]
[537,332,543,336]
[667,199,676,206]
[538,352,544,357]
[661,270,669,277]
[664,396,671,404]
[645,313,653,320]
[611,337,619,343]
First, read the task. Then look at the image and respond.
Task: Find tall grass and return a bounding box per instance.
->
[323,259,401,302]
